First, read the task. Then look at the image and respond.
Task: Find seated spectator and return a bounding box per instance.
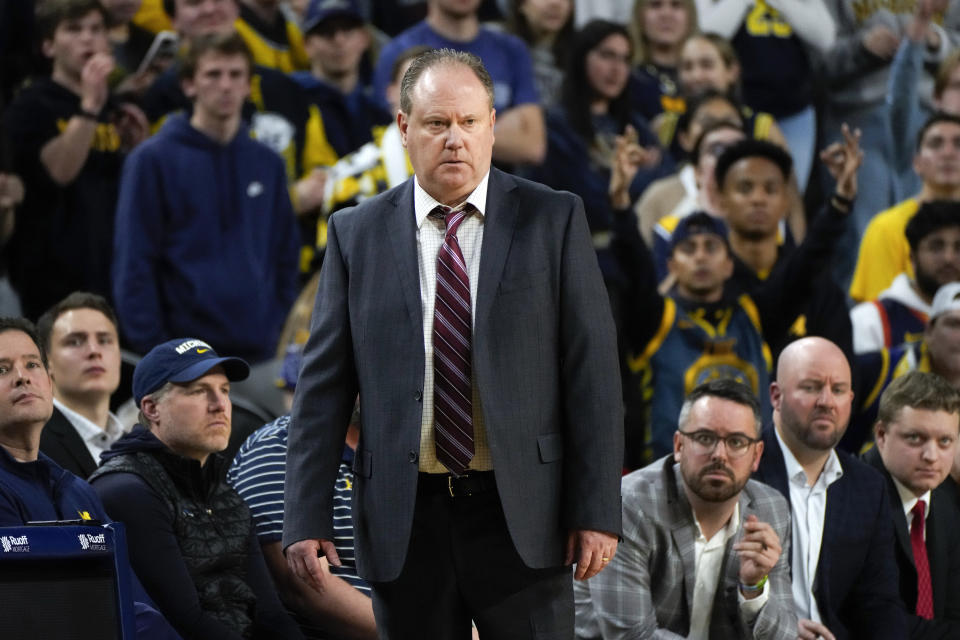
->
[504,0,574,110]
[627,0,697,122]
[850,113,960,304]
[530,20,669,316]
[291,0,390,160]
[235,0,309,72]
[850,201,960,354]
[228,408,376,639]
[36,292,125,479]
[89,338,304,639]
[852,282,960,452]
[371,0,546,165]
[864,371,960,638]
[754,337,907,640]
[694,0,835,192]
[0,316,181,640]
[636,90,747,245]
[145,0,331,217]
[2,0,148,319]
[575,379,795,639]
[112,32,299,365]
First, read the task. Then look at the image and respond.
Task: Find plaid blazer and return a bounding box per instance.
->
[575,456,797,639]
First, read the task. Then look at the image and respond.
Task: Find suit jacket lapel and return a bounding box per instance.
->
[476,169,519,324]
[386,180,423,327]
[45,408,97,477]
[928,488,949,614]
[665,461,697,617]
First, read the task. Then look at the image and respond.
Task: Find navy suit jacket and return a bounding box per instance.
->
[753,426,906,640]
[862,448,960,639]
[39,407,98,479]
[282,169,624,582]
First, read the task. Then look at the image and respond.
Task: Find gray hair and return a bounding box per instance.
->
[138,381,175,428]
[399,48,495,115]
[677,378,762,436]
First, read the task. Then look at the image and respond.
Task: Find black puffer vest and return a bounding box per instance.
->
[91,449,257,637]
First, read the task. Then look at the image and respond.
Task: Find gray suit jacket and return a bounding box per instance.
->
[576,456,797,640]
[282,169,624,582]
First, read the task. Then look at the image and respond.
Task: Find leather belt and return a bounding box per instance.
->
[418,471,496,497]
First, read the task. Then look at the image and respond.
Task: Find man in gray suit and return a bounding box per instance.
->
[576,379,796,639]
[282,48,624,638]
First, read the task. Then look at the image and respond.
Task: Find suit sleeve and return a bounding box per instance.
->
[112,146,170,354]
[558,195,624,535]
[282,212,358,548]
[749,495,798,640]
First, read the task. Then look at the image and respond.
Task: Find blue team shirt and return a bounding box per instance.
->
[371,20,540,112]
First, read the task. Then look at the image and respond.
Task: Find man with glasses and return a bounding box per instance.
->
[754,337,906,640]
[574,379,796,639]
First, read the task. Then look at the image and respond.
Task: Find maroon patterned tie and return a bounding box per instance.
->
[432,205,474,476]
[911,500,934,620]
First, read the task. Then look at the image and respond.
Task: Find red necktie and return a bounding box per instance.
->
[432,205,474,476]
[911,500,934,620]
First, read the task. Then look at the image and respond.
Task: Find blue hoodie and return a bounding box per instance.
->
[0,445,107,524]
[112,114,300,363]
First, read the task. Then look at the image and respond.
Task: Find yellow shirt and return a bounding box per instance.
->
[132,0,173,34]
[849,198,919,303]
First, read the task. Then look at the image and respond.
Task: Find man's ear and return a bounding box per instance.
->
[181,77,195,100]
[397,110,409,147]
[140,396,160,423]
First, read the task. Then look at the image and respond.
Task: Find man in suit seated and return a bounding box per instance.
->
[575,379,796,639]
[754,336,907,640]
[36,291,124,478]
[865,371,960,638]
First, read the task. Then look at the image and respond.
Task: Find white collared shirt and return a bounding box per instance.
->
[414,172,492,473]
[893,477,931,542]
[776,428,844,623]
[688,503,768,639]
[53,398,125,464]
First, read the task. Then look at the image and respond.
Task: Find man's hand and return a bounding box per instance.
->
[565,529,618,581]
[114,102,149,152]
[907,0,948,47]
[733,514,781,598]
[609,125,660,209]
[0,173,24,210]
[862,25,900,60]
[80,52,114,115]
[819,123,863,203]
[798,618,837,640]
[294,168,328,215]
[285,538,342,593]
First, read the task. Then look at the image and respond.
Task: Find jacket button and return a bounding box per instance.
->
[414,389,422,401]
[408,451,418,463]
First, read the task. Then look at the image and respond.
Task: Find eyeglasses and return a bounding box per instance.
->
[678,430,760,458]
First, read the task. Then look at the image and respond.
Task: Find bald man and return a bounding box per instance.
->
[754,337,906,640]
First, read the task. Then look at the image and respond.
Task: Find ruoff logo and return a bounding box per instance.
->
[0,535,29,553]
[78,532,107,551]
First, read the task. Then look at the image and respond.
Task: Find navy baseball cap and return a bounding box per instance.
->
[669,211,729,254]
[302,0,363,35]
[133,338,250,406]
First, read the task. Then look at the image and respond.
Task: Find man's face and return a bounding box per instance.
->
[926,310,960,375]
[398,63,495,206]
[642,0,689,49]
[48,308,121,401]
[668,232,732,300]
[772,342,854,452]
[674,395,762,503]
[0,330,54,430]
[914,121,960,191]
[148,368,232,464]
[42,10,109,80]
[912,226,960,299]
[183,51,250,121]
[935,65,960,115]
[719,157,789,240]
[101,0,143,26]
[876,406,959,496]
[173,0,238,38]
[304,19,369,80]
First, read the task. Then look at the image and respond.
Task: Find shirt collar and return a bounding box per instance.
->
[53,398,123,445]
[891,475,932,522]
[693,501,741,544]
[414,170,490,229]
[775,425,844,489]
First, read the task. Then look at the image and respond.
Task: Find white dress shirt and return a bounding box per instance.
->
[414,172,492,473]
[53,398,125,464]
[776,428,844,622]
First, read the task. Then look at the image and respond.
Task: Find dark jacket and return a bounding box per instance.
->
[862,448,960,639]
[90,426,302,640]
[39,407,98,479]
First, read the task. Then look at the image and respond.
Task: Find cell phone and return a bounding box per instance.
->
[137,30,179,74]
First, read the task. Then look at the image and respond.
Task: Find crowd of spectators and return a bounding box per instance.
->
[3,0,960,636]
